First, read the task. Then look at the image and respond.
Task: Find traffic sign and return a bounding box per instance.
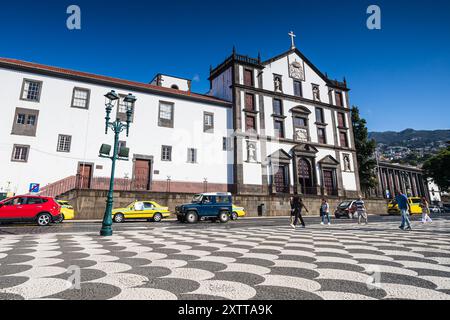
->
[29,183,40,193]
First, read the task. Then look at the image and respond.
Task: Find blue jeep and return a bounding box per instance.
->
[176,192,233,224]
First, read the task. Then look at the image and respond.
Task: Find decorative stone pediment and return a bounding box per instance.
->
[318,155,340,166]
[290,105,311,115]
[289,59,305,81]
[292,144,318,156]
[267,149,292,164]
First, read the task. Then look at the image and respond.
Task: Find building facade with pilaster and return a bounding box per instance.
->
[209,42,361,198]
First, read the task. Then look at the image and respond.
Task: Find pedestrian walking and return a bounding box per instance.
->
[320,198,331,225]
[395,192,412,231]
[289,197,295,227]
[353,196,368,225]
[420,197,432,223]
[290,196,308,229]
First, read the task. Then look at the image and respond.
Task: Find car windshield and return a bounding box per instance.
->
[389,200,397,205]
[339,201,351,208]
[192,195,203,203]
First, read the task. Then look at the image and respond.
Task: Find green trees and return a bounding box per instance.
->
[423,146,450,192]
[351,106,378,194]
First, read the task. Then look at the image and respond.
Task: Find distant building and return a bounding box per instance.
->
[370,161,429,200]
[428,179,442,204]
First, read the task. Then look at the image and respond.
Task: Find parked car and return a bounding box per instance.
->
[335,200,357,219]
[231,205,246,220]
[176,192,233,224]
[56,200,75,221]
[387,197,423,215]
[0,195,62,226]
[429,205,442,214]
[112,201,171,223]
[442,204,450,213]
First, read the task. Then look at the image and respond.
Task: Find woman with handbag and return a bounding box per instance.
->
[420,197,432,224]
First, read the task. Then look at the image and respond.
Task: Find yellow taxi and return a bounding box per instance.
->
[387,197,422,215]
[112,201,171,223]
[57,200,75,221]
[231,205,246,220]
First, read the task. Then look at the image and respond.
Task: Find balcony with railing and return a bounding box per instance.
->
[210,51,262,79]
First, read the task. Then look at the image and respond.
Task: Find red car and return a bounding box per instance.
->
[0,196,62,226]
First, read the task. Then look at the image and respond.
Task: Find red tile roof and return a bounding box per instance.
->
[0,57,230,106]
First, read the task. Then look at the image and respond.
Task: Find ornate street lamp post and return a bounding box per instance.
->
[99,90,137,237]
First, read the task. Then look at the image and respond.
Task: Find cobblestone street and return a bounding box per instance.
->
[1,216,450,300]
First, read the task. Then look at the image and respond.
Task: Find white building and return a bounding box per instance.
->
[428,179,442,203]
[0,36,360,198]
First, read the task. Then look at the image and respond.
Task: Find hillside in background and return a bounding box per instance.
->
[369,129,449,166]
[369,129,450,148]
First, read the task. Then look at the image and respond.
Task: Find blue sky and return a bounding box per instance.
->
[0,0,449,132]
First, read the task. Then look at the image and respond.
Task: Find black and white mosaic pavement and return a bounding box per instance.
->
[1,219,450,300]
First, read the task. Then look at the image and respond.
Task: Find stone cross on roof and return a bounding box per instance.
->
[288,31,296,49]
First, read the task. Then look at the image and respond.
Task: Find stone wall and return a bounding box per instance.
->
[63,189,388,220]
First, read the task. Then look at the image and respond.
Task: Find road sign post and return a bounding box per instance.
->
[29,183,40,194]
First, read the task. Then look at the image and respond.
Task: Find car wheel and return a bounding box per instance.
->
[56,215,65,224]
[185,211,198,224]
[113,213,125,223]
[37,213,52,226]
[218,211,229,223]
[153,213,163,223]
[231,212,238,221]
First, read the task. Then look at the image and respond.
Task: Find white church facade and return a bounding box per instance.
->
[0,36,361,198]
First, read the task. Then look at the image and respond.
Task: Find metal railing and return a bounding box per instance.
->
[37,176,77,198]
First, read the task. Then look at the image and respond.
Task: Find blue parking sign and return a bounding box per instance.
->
[29,183,40,193]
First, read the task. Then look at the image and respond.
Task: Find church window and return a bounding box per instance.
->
[298,158,314,194]
[293,116,309,142]
[335,91,344,107]
[117,94,135,123]
[158,101,174,128]
[203,112,214,132]
[274,120,285,139]
[337,112,346,128]
[162,146,172,161]
[273,99,283,116]
[274,165,289,193]
[318,127,327,144]
[340,131,349,148]
[245,115,256,132]
[244,69,254,87]
[315,107,325,124]
[187,148,197,163]
[20,79,42,102]
[245,93,255,111]
[57,135,72,153]
[71,87,90,109]
[293,80,303,97]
